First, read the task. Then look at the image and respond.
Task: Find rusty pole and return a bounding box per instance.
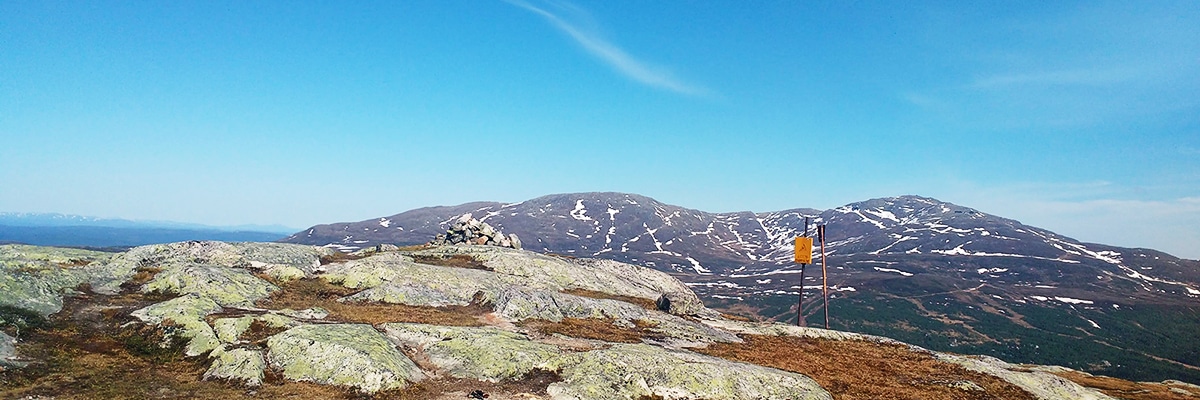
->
[819,224,829,329]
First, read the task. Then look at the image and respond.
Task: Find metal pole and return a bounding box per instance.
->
[819,224,829,329]
[796,217,810,326]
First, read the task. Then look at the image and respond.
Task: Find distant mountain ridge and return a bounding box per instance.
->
[0,212,292,248]
[283,192,1200,384]
[0,212,295,233]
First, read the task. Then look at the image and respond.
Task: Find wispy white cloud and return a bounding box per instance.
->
[968,67,1139,90]
[504,0,710,96]
[931,180,1200,259]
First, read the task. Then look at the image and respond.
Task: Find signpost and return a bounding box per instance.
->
[795,220,831,329]
[794,217,811,326]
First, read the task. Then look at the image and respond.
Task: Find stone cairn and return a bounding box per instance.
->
[430,215,522,250]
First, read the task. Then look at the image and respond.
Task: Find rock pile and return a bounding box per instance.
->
[430,215,522,250]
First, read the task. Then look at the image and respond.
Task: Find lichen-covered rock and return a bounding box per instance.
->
[493,287,646,322]
[205,347,267,386]
[142,263,278,308]
[1,331,22,370]
[494,288,737,344]
[703,319,913,347]
[935,353,1115,400]
[409,246,709,317]
[266,324,424,393]
[130,293,224,356]
[88,241,330,294]
[549,343,832,400]
[213,314,296,344]
[0,244,108,316]
[383,323,561,382]
[323,252,503,306]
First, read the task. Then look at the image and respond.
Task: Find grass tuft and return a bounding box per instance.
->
[561,289,658,311]
[411,254,493,271]
[518,318,662,343]
[256,278,490,327]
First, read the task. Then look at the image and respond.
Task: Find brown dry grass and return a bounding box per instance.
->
[696,335,1038,400]
[410,254,493,271]
[1053,370,1198,400]
[126,266,162,286]
[255,277,489,327]
[561,288,658,311]
[318,251,367,265]
[519,318,662,344]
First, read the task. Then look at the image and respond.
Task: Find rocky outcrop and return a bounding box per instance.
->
[129,293,224,357]
[936,353,1116,400]
[409,246,709,318]
[0,331,20,370]
[430,215,522,249]
[384,323,830,400]
[266,324,425,392]
[552,344,832,400]
[212,314,296,344]
[384,324,562,382]
[205,348,267,386]
[142,263,278,308]
[0,244,108,316]
[0,243,1146,399]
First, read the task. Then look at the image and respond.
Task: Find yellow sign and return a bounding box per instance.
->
[794,237,813,264]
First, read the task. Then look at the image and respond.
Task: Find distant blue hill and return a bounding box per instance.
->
[0,212,292,248]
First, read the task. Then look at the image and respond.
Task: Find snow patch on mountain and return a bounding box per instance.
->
[874,267,914,277]
[570,200,593,221]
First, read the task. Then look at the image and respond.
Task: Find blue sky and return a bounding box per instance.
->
[2,1,1198,258]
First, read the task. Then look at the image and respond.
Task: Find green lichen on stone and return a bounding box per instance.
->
[0,245,109,316]
[266,324,424,393]
[205,347,266,386]
[493,288,737,344]
[935,353,1115,400]
[263,264,307,283]
[85,241,329,294]
[407,246,709,317]
[213,314,297,344]
[383,323,561,382]
[323,252,503,306]
[549,343,832,400]
[142,263,278,308]
[130,293,224,357]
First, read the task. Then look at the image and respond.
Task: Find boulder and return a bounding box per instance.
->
[129,293,224,357]
[266,324,425,393]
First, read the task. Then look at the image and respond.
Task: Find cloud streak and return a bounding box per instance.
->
[504,0,709,96]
